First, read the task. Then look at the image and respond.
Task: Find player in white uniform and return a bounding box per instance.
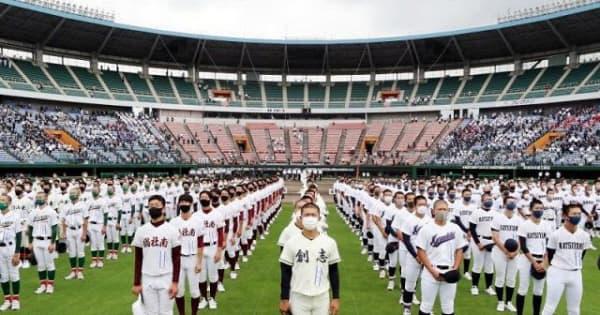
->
[194,191,225,310]
[27,191,59,294]
[104,186,122,260]
[0,195,22,311]
[416,199,467,315]
[399,196,431,313]
[542,204,592,315]
[132,194,181,315]
[279,203,341,315]
[468,192,496,296]
[490,196,522,312]
[384,191,406,291]
[10,184,32,270]
[119,184,136,254]
[516,198,553,315]
[371,189,392,278]
[453,188,476,280]
[170,194,204,315]
[391,192,416,295]
[87,186,106,268]
[60,188,89,280]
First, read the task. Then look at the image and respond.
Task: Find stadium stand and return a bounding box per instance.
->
[455,74,486,104]
[45,63,87,97]
[434,76,461,105]
[13,60,61,94]
[70,66,111,99]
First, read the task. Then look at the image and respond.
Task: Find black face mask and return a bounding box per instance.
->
[14,190,23,196]
[149,207,163,219]
[212,201,220,208]
[43,187,51,194]
[179,205,191,213]
[200,199,211,208]
[221,196,228,202]
[406,201,415,208]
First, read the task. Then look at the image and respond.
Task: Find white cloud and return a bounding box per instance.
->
[73,0,554,40]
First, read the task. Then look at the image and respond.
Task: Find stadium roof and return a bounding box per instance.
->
[1,0,600,74]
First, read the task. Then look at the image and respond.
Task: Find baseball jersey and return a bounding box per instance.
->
[120,192,136,218]
[416,222,467,268]
[104,195,122,225]
[192,209,224,245]
[546,227,592,270]
[169,216,204,256]
[0,210,21,245]
[401,214,432,256]
[277,222,303,247]
[279,233,341,296]
[517,220,553,256]
[28,206,59,238]
[469,208,495,246]
[11,195,33,232]
[132,222,181,276]
[455,201,477,230]
[87,197,106,225]
[491,212,523,243]
[59,201,89,228]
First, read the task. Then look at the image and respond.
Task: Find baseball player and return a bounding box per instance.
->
[400,196,431,313]
[87,186,106,268]
[391,192,416,296]
[104,186,122,260]
[194,191,225,310]
[119,183,136,254]
[27,191,59,294]
[371,189,392,278]
[541,203,592,315]
[516,198,553,315]
[490,196,522,312]
[468,192,496,296]
[384,191,405,291]
[416,199,467,315]
[60,188,89,280]
[132,195,181,315]
[10,184,32,270]
[453,188,477,280]
[279,202,341,315]
[0,195,22,311]
[170,194,204,315]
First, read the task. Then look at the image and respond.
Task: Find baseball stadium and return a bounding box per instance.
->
[0,0,598,314]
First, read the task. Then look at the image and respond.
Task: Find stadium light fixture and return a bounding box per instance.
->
[17,0,116,22]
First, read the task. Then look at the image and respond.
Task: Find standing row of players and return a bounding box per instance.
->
[0,175,284,314]
[333,176,598,315]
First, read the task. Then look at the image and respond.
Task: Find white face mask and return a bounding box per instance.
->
[416,205,428,216]
[383,196,393,204]
[302,216,319,231]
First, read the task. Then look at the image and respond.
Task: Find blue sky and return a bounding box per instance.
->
[75,0,553,39]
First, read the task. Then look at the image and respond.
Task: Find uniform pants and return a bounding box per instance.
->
[88,224,105,251]
[199,245,219,283]
[106,224,118,243]
[290,291,329,315]
[471,243,494,274]
[420,269,457,314]
[491,247,517,288]
[141,273,174,315]
[517,255,545,296]
[541,267,582,315]
[177,255,200,298]
[33,239,55,272]
[403,255,422,291]
[66,228,85,258]
[0,245,19,282]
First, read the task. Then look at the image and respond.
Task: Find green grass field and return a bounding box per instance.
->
[16,203,600,314]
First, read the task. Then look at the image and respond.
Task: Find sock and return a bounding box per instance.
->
[91,250,97,258]
[99,250,105,258]
[78,257,85,269]
[121,236,127,245]
[484,273,493,288]
[378,259,385,268]
[11,281,18,295]
[69,257,77,268]
[106,243,112,251]
[472,272,480,287]
[533,295,542,315]
[191,297,200,315]
[1,282,9,295]
[209,282,218,299]
[464,259,471,273]
[218,269,224,283]
[367,245,373,254]
[38,271,47,282]
[496,286,504,302]
[516,294,525,315]
[419,311,430,315]
[114,243,120,252]
[388,266,396,278]
[401,277,406,292]
[403,290,413,305]
[505,286,514,303]
[199,282,208,299]
[48,270,55,281]
[175,297,185,315]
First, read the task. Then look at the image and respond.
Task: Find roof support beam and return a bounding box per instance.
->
[145,35,160,61]
[365,44,374,71]
[496,29,516,58]
[282,44,288,74]
[195,40,207,67]
[546,20,570,48]
[321,45,330,74]
[408,40,421,66]
[452,36,466,63]
[97,27,114,54]
[0,6,11,20]
[191,40,202,65]
[237,43,247,69]
[41,18,65,47]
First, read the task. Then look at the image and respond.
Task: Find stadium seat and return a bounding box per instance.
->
[151,76,178,104]
[70,66,111,99]
[45,63,87,97]
[434,76,461,105]
[123,73,157,103]
[13,60,60,94]
[455,74,487,104]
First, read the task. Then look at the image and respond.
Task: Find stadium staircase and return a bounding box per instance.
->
[224,125,244,161]
[319,128,328,164]
[284,128,292,162]
[334,129,347,165]
[161,122,202,163]
[526,130,565,154]
[244,126,261,162]
[353,127,368,164]
[383,122,407,165]
[302,129,309,163]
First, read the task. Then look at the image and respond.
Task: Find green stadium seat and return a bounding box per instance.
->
[480,72,511,102]
[329,82,349,104]
[434,76,460,105]
[124,73,156,102]
[393,80,413,105]
[350,81,369,103]
[151,76,178,104]
[171,77,200,105]
[287,83,304,108]
[101,70,133,100]
[13,60,60,94]
[264,81,283,106]
[576,63,600,94]
[525,66,565,98]
[501,68,540,100]
[0,63,35,91]
[456,74,486,104]
[307,82,325,105]
[45,63,86,97]
[70,66,110,99]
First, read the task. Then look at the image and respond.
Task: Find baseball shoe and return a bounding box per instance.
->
[121,247,127,254]
[412,296,420,305]
[10,299,19,311]
[372,264,379,271]
[259,235,265,240]
[64,271,77,280]
[242,256,249,263]
[77,271,85,280]
[46,285,54,294]
[264,231,269,236]
[34,285,46,295]
[590,245,597,251]
[403,308,411,315]
[22,260,30,269]
[247,250,253,256]
[90,261,98,269]
[485,286,496,296]
[97,261,104,268]
[112,254,119,260]
[217,283,225,292]
[367,255,373,262]
[0,299,11,311]
[470,286,479,295]
[230,271,238,280]
[198,298,208,309]
[208,298,217,309]
[505,302,517,312]
[360,248,367,255]
[127,247,133,253]
[386,280,395,291]
[464,272,472,281]
[496,301,505,312]
[235,263,241,270]
[378,269,386,279]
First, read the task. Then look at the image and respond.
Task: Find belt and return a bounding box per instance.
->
[69,226,81,230]
[181,254,196,257]
[107,218,116,221]
[35,237,52,241]
[482,236,492,240]
[531,254,544,259]
[436,265,450,270]
[90,221,99,224]
[203,242,217,247]
[0,242,13,247]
